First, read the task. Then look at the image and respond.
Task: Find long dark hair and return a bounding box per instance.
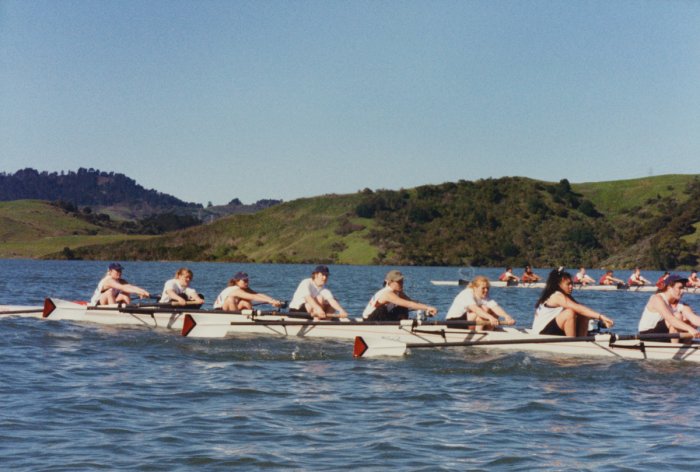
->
[535,268,577,307]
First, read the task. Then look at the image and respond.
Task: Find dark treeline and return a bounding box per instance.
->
[0,168,200,208]
[51,200,202,235]
[355,177,700,269]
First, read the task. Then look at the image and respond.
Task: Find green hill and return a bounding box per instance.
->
[63,175,700,270]
[71,194,379,264]
[4,175,699,270]
[0,200,151,258]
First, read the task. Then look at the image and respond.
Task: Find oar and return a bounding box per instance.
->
[353,332,695,358]
[124,300,204,309]
[0,306,43,316]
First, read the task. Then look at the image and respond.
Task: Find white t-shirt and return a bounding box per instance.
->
[90,276,120,306]
[213,286,238,309]
[446,288,498,319]
[289,278,335,311]
[362,286,396,319]
[159,279,197,303]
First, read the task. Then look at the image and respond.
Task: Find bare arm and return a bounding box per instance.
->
[554,293,614,328]
[381,291,438,317]
[234,288,283,307]
[105,279,149,298]
[651,296,700,336]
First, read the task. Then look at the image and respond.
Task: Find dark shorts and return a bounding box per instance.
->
[640,320,671,342]
[289,303,308,314]
[364,305,409,322]
[540,318,565,336]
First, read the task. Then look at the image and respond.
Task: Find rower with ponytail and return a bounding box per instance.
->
[533,267,614,337]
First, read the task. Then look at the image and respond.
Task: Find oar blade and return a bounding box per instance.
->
[353,336,408,358]
[181,314,228,338]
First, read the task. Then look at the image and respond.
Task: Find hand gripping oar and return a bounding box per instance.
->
[353,332,695,358]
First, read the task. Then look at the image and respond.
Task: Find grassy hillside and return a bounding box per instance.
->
[0,200,151,258]
[73,194,379,264]
[6,175,700,270]
[572,174,698,214]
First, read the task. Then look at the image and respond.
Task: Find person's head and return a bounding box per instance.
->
[311,265,329,284]
[657,274,688,301]
[232,271,249,287]
[525,265,532,271]
[605,270,613,276]
[579,267,586,272]
[506,266,512,272]
[468,275,490,299]
[384,270,405,290]
[536,268,575,307]
[108,262,124,278]
[175,268,193,285]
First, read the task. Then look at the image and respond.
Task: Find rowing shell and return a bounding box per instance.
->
[27,299,480,344]
[353,328,700,362]
[10,299,700,363]
[431,280,700,294]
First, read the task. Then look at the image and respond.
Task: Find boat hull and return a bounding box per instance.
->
[431,280,700,293]
[16,299,700,363]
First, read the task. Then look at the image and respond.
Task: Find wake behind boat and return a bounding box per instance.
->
[431,279,700,293]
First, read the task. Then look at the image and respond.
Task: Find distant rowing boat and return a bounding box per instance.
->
[431,280,700,294]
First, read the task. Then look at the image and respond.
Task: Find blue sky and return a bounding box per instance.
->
[2,0,699,205]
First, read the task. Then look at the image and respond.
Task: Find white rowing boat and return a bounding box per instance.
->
[431,280,700,293]
[29,299,480,344]
[35,298,199,331]
[353,328,700,362]
[9,299,700,363]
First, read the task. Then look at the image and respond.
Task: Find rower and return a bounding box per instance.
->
[687,270,699,288]
[573,267,596,286]
[159,268,204,306]
[213,271,283,311]
[90,262,150,306]
[655,272,670,289]
[628,267,651,286]
[599,270,624,286]
[533,268,614,337]
[362,270,437,322]
[670,298,700,332]
[498,267,519,284]
[521,265,541,283]
[638,275,700,342]
[288,265,348,319]
[445,275,514,329]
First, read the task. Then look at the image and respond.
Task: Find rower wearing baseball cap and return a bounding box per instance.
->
[89,262,150,306]
[213,271,283,311]
[289,265,348,319]
[362,270,438,321]
[638,274,700,341]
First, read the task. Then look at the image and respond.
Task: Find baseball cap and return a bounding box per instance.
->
[313,265,330,275]
[108,262,124,272]
[385,270,405,283]
[233,271,249,281]
[663,274,688,288]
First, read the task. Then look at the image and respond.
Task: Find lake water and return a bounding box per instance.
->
[1,259,699,471]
